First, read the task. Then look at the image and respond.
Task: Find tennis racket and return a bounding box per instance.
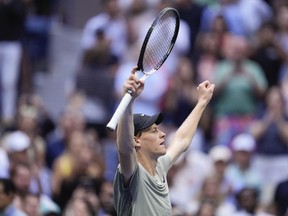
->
[106,7,180,130]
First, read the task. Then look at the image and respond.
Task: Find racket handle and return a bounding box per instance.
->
[106,92,133,131]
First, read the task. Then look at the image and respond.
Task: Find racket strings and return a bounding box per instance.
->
[143,11,177,73]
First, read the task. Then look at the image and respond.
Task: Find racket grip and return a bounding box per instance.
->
[106,92,133,131]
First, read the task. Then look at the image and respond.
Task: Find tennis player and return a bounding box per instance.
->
[113,66,215,215]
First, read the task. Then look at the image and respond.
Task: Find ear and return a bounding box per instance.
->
[134,136,141,148]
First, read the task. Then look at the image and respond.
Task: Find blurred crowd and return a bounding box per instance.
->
[1,0,288,215]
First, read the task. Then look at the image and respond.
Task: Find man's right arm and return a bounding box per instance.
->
[116,102,138,186]
[116,66,144,186]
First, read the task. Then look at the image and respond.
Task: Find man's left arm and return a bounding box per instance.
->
[166,80,215,164]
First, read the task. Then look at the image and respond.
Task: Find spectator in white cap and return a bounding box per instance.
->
[209,145,234,204]
[226,133,263,205]
[1,131,31,173]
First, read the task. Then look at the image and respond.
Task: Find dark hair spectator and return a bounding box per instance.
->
[0,177,27,215]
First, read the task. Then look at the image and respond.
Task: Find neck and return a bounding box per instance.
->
[137,153,158,176]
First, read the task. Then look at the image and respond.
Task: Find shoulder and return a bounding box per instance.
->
[158,154,172,166]
[157,154,172,174]
[6,205,28,216]
[15,209,28,216]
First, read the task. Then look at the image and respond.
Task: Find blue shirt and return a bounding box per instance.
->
[0,204,27,216]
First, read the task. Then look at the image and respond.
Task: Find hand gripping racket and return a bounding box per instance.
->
[106,7,180,130]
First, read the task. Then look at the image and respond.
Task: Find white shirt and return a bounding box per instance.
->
[0,148,10,178]
[81,13,128,59]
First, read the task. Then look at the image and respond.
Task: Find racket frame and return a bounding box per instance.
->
[106,7,180,131]
[137,7,180,75]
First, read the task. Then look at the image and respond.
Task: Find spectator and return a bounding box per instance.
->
[98,181,117,216]
[250,21,287,88]
[250,86,288,155]
[1,131,31,174]
[237,0,273,37]
[194,31,224,83]
[209,13,230,40]
[232,187,273,216]
[73,26,118,138]
[1,130,52,198]
[196,13,230,74]
[0,178,27,216]
[17,93,55,140]
[23,0,54,74]
[249,86,288,206]
[10,160,59,215]
[226,133,263,204]
[185,175,236,216]
[201,0,272,38]
[208,145,233,202]
[22,192,41,216]
[80,28,119,69]
[62,197,94,216]
[212,35,268,147]
[275,3,288,79]
[70,179,101,215]
[10,162,34,210]
[174,0,204,57]
[15,105,46,164]
[81,0,128,61]
[201,0,245,36]
[0,0,28,128]
[273,178,288,216]
[194,199,217,216]
[51,130,104,210]
[124,0,156,47]
[161,56,199,127]
[45,108,85,169]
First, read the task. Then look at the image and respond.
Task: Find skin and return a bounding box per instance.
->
[117,66,215,186]
[23,194,40,216]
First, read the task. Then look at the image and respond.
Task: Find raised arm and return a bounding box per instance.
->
[116,66,144,185]
[166,80,215,164]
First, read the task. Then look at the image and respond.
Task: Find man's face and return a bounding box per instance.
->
[136,124,166,157]
[100,182,115,214]
[238,189,257,211]
[234,151,251,169]
[0,182,13,210]
[12,165,31,194]
[23,194,40,216]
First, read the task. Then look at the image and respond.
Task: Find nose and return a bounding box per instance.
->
[160,130,166,138]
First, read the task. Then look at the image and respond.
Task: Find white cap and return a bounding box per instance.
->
[231,133,256,152]
[4,131,30,152]
[209,145,232,162]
